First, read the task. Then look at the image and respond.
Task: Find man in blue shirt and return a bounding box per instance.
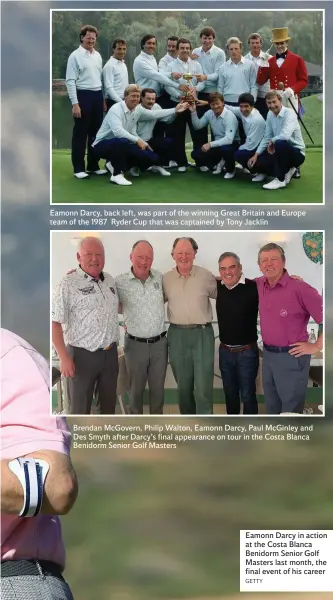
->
[192,27,226,146]
[189,92,240,178]
[247,90,306,190]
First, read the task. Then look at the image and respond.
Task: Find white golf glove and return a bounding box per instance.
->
[283,87,294,99]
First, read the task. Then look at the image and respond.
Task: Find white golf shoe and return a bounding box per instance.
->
[74,172,89,179]
[284,167,296,185]
[110,174,132,186]
[150,165,171,176]
[263,178,286,190]
[224,170,236,180]
[252,173,266,183]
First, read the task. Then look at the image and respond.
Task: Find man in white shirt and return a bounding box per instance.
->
[133,34,187,105]
[247,90,306,190]
[135,88,181,176]
[103,37,129,112]
[227,93,266,182]
[65,25,106,179]
[157,36,179,112]
[165,38,206,172]
[52,237,120,415]
[192,26,226,145]
[244,33,272,119]
[92,84,188,185]
[217,37,258,106]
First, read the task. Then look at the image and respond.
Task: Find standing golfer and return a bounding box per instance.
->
[1,328,78,599]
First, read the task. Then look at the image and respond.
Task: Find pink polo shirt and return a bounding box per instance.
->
[256,271,323,346]
[1,329,71,568]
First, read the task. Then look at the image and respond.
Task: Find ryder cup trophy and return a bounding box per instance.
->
[181,73,209,106]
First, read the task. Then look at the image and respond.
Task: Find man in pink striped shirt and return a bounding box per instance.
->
[256,244,323,414]
[1,328,78,599]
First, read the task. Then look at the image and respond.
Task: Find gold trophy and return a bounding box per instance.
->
[181,72,209,106]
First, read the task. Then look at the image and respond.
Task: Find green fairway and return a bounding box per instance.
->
[52,148,322,204]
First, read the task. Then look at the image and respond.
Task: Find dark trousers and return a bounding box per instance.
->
[67,344,119,415]
[193,92,213,146]
[124,335,168,414]
[148,136,176,165]
[192,143,239,173]
[71,89,104,173]
[219,345,259,415]
[254,140,305,182]
[166,101,198,167]
[235,148,257,170]
[255,97,269,119]
[105,98,117,113]
[262,348,311,414]
[92,138,160,175]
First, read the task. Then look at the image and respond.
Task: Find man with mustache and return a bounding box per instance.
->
[52,236,120,415]
[163,237,217,415]
[116,240,167,414]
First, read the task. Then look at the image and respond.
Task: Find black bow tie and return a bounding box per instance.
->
[276,51,287,59]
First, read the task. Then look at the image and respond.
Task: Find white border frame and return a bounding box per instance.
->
[50,228,325,418]
[49,7,325,206]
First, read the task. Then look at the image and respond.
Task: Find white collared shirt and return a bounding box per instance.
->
[52,268,120,352]
[220,273,246,290]
[92,101,176,146]
[225,105,266,151]
[165,56,205,102]
[257,105,305,155]
[192,44,226,92]
[102,56,129,102]
[66,45,103,105]
[158,53,176,72]
[244,50,272,97]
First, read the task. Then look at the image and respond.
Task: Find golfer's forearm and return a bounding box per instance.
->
[52,322,68,360]
[1,453,78,516]
[1,460,24,513]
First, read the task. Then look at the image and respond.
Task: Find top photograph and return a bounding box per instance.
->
[51,10,324,205]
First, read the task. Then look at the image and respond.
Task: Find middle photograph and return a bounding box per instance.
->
[51,231,324,418]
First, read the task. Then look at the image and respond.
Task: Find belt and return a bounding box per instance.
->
[127,332,167,344]
[264,344,291,353]
[1,559,64,579]
[220,342,257,353]
[97,342,117,351]
[170,323,212,329]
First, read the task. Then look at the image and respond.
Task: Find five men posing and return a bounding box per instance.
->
[65,25,310,189]
[52,237,323,417]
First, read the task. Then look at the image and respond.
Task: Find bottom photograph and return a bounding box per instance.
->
[51,230,324,417]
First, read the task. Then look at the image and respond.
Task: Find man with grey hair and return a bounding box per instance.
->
[216,252,259,414]
[52,236,120,415]
[163,237,217,415]
[256,242,323,414]
[115,240,167,414]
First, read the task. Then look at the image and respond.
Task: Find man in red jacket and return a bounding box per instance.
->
[257,27,308,178]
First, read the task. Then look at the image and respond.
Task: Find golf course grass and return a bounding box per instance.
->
[52,148,322,204]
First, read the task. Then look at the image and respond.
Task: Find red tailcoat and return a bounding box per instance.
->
[257,51,308,95]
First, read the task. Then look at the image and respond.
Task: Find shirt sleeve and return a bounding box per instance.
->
[65,54,79,105]
[194,63,205,93]
[217,67,225,94]
[103,64,122,103]
[210,112,238,148]
[208,275,218,300]
[293,56,308,94]
[1,346,71,459]
[249,62,258,101]
[256,117,273,154]
[158,56,170,72]
[271,110,298,143]
[138,105,176,122]
[191,110,210,130]
[137,57,179,89]
[298,283,323,324]
[52,279,70,324]
[240,115,266,151]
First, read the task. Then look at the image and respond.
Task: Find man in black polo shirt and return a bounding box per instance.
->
[216,252,259,415]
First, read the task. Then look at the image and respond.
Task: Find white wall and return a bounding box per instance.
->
[51,231,323,294]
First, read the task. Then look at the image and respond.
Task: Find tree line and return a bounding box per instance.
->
[52,10,323,81]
